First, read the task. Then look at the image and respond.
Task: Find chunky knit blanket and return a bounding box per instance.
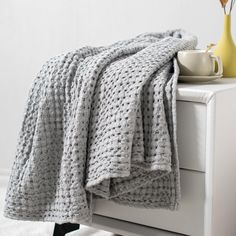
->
[4,30,197,224]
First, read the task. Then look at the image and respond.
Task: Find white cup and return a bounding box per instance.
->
[177,50,223,76]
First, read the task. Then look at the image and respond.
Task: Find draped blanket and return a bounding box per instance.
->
[4,30,197,223]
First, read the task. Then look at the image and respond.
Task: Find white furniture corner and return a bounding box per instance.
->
[87,79,236,236]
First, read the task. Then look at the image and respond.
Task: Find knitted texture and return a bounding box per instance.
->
[4,30,197,224]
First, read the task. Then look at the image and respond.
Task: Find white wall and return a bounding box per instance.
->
[0,0,235,171]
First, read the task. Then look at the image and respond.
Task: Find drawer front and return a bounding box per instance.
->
[90,214,183,236]
[177,101,206,172]
[93,170,205,236]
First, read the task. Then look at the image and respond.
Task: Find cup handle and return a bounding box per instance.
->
[210,55,223,76]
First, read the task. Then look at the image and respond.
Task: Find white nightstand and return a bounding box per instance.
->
[89,79,236,236]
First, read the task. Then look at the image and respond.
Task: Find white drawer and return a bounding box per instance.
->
[93,170,205,236]
[177,101,206,172]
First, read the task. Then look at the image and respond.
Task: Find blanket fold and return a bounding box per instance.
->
[4,30,197,223]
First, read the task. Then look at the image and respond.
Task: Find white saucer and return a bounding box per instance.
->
[178,74,223,83]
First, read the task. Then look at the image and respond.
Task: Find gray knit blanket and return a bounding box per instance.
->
[4,30,197,224]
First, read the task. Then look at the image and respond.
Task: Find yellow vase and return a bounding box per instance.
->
[214,14,236,77]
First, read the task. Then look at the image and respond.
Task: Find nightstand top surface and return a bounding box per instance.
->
[177,78,236,103]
